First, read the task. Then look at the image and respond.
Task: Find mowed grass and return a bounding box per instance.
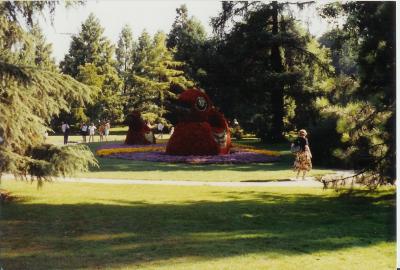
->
[46,127,335,181]
[0,180,395,270]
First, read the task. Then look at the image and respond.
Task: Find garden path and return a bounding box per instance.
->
[3,170,354,187]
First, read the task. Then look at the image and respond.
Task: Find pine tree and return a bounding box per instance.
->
[133,31,193,122]
[319,2,395,185]
[61,13,123,123]
[122,30,154,118]
[0,1,97,184]
[167,4,207,82]
[208,1,332,141]
[30,24,58,71]
[116,25,135,94]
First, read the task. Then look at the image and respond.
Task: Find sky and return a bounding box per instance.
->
[39,1,334,63]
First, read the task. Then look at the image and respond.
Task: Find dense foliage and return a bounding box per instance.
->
[0,1,395,186]
[60,13,123,124]
[167,4,207,82]
[317,2,396,185]
[114,26,193,124]
[0,1,97,183]
[198,2,333,142]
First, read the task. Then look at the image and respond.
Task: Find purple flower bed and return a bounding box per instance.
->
[96,143,279,164]
[109,150,277,164]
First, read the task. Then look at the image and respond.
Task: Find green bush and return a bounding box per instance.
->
[308,118,348,168]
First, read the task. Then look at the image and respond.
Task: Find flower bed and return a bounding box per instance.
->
[96,144,165,157]
[95,143,280,164]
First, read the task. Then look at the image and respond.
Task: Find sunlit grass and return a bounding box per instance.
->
[72,139,335,181]
[0,180,395,270]
[45,129,335,182]
[44,133,335,181]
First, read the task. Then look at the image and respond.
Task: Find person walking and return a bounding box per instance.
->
[81,123,88,143]
[292,129,312,180]
[104,121,110,142]
[157,122,164,139]
[88,123,96,143]
[61,121,70,145]
[98,122,105,142]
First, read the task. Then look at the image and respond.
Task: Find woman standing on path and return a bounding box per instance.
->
[292,129,312,180]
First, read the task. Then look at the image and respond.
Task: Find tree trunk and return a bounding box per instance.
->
[269,1,285,142]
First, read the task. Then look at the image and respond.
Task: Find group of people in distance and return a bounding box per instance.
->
[80,121,110,143]
[60,120,110,145]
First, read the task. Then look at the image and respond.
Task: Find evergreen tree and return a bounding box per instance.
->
[0,1,97,184]
[30,24,58,71]
[124,30,154,119]
[208,1,332,141]
[115,24,135,96]
[61,13,123,123]
[167,4,207,82]
[133,31,193,122]
[134,30,152,74]
[319,2,395,185]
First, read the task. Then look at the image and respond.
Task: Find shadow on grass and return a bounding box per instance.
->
[0,190,395,269]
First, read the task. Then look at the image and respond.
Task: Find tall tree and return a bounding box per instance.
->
[61,13,123,123]
[124,30,154,118]
[320,2,395,185]
[115,24,135,96]
[134,31,193,122]
[30,24,58,71]
[209,1,331,141]
[167,4,207,82]
[0,1,97,184]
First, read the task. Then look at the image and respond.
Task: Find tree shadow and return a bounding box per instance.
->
[0,190,395,269]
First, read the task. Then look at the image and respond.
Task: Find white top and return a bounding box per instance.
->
[81,125,88,132]
[61,123,70,133]
[89,125,96,135]
[105,123,110,130]
[157,123,164,131]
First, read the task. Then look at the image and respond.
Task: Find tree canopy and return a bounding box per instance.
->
[60,13,123,123]
[0,1,97,184]
[0,1,395,187]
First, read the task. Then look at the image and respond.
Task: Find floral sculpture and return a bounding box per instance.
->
[125,111,155,145]
[166,88,231,155]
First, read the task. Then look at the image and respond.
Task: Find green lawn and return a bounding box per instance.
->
[0,180,395,270]
[46,129,335,181]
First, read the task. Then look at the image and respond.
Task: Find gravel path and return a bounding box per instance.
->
[59,177,324,187]
[1,171,356,188]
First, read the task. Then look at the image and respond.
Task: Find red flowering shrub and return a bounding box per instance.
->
[166,89,231,155]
